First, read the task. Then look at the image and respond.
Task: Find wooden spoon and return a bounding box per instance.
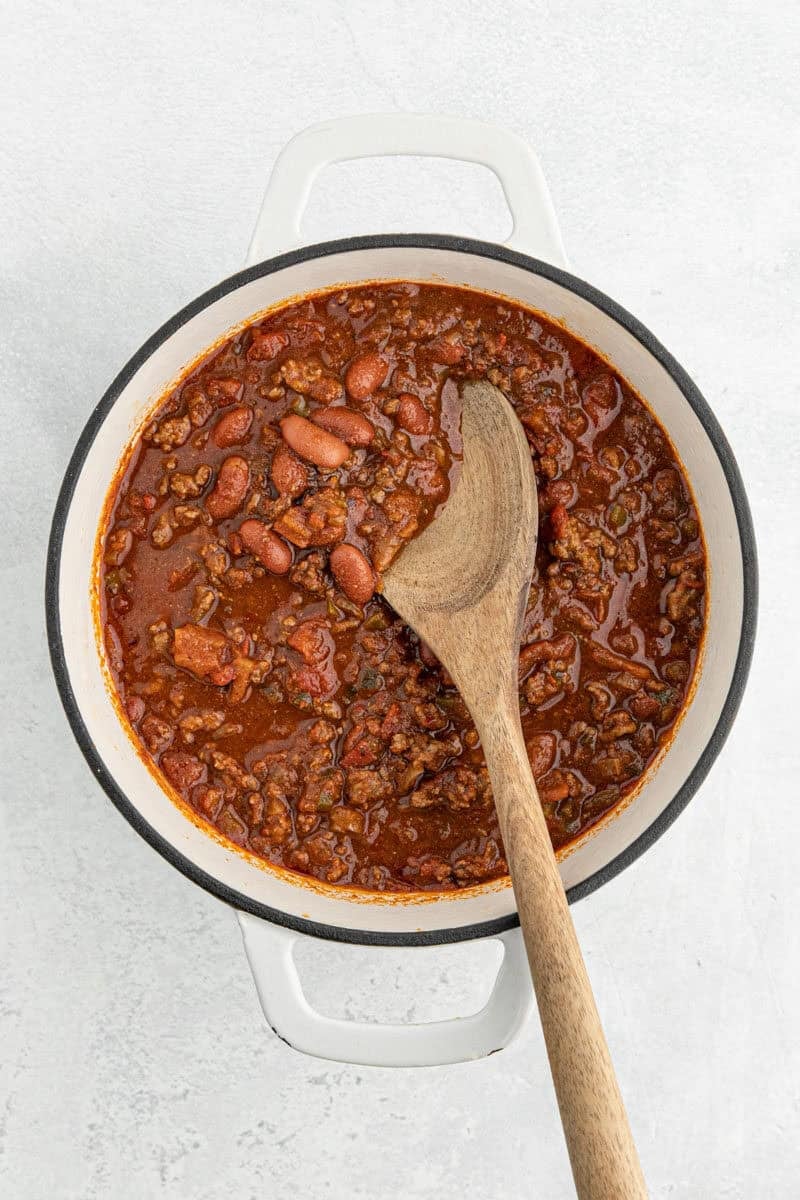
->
[382,379,648,1200]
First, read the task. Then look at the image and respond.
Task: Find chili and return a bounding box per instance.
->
[99,283,707,892]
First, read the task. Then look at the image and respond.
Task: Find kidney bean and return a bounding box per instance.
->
[549,503,570,541]
[396,393,433,435]
[538,771,573,806]
[161,749,207,791]
[279,414,350,469]
[205,455,250,519]
[238,519,293,574]
[270,443,309,497]
[311,406,374,447]
[247,329,290,362]
[126,696,146,724]
[329,543,376,605]
[344,351,388,400]
[213,406,253,447]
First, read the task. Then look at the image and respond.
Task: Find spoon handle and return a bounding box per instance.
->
[479,697,649,1200]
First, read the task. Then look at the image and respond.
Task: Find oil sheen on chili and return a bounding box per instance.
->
[99,282,707,892]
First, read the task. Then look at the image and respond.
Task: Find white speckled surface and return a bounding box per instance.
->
[2,1,798,1195]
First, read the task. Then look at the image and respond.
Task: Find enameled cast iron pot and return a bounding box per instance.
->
[47,115,757,1067]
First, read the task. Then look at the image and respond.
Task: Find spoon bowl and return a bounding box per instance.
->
[383,377,537,706]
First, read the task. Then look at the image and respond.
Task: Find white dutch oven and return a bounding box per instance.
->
[47,115,757,1068]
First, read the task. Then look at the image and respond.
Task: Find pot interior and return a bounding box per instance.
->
[53,241,748,939]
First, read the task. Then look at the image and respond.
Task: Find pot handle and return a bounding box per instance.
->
[238,912,532,1067]
[246,113,567,266]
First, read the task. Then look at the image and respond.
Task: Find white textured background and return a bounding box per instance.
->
[2,1,799,1197]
